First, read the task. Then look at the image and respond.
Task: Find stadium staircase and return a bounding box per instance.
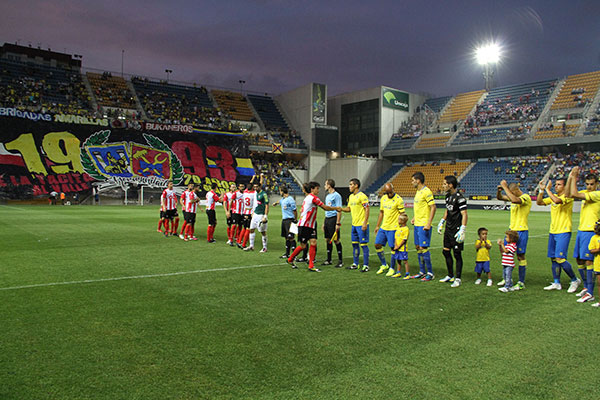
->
[438,90,486,124]
[550,71,600,111]
[364,164,404,195]
[126,80,148,119]
[212,90,255,122]
[247,94,290,132]
[81,73,99,112]
[529,78,566,138]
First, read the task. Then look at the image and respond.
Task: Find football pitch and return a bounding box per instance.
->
[1,204,599,399]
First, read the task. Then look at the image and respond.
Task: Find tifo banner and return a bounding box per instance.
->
[312,83,326,124]
[0,117,254,199]
[382,87,409,111]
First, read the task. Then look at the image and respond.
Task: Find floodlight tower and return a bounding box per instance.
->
[476,43,500,91]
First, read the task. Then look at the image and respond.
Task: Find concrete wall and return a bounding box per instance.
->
[276,83,313,149]
[379,91,428,157]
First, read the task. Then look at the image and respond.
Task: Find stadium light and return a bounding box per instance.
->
[475,43,501,91]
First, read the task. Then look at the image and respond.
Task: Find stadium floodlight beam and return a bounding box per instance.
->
[475,43,500,91]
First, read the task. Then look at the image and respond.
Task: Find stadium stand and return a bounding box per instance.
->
[385,135,419,150]
[212,90,255,122]
[459,157,549,196]
[0,58,91,114]
[415,135,451,149]
[551,70,600,110]
[87,72,136,109]
[364,164,404,194]
[584,120,600,135]
[453,125,529,145]
[131,77,228,128]
[270,131,307,149]
[251,155,304,195]
[422,96,452,113]
[438,90,485,123]
[246,94,289,131]
[386,161,471,197]
[534,122,579,139]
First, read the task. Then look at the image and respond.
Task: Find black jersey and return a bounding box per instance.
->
[445,191,467,231]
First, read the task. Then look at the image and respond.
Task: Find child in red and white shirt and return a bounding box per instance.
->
[498,230,519,292]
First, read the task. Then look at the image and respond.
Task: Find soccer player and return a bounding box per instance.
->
[587,220,600,307]
[161,181,179,237]
[566,167,600,303]
[245,178,269,252]
[536,178,580,292]
[497,179,531,290]
[474,227,492,286]
[374,183,405,276]
[238,176,257,249]
[410,172,437,281]
[223,183,238,245]
[233,183,246,245]
[272,186,297,259]
[322,179,343,268]
[287,181,340,272]
[205,182,220,243]
[437,176,468,287]
[157,204,166,233]
[183,184,200,241]
[391,213,411,279]
[179,183,194,240]
[340,178,370,272]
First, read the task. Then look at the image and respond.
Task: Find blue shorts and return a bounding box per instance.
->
[505,230,528,255]
[414,226,432,248]
[547,232,571,259]
[393,251,408,262]
[351,225,369,245]
[573,230,595,261]
[375,228,395,248]
[475,261,490,273]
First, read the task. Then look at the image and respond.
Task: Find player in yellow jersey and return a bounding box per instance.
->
[340,178,370,272]
[391,214,411,279]
[474,227,492,286]
[536,178,580,292]
[566,167,600,303]
[587,220,600,307]
[497,180,531,290]
[410,172,437,281]
[374,183,406,276]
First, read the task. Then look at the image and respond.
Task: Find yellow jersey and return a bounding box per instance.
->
[348,191,369,227]
[394,226,410,252]
[380,194,405,231]
[543,195,573,234]
[579,190,600,231]
[509,193,531,231]
[588,234,600,272]
[414,186,435,226]
[475,239,491,262]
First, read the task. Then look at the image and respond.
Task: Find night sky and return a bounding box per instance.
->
[1,0,599,97]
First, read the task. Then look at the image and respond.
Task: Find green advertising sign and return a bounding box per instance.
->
[382,88,409,111]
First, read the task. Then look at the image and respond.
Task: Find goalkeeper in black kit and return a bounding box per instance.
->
[437,175,468,287]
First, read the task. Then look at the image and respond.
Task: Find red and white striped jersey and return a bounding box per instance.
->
[206,190,219,210]
[224,191,235,212]
[502,242,517,267]
[233,191,244,214]
[298,193,324,229]
[242,190,256,215]
[161,188,178,210]
[184,191,199,214]
[180,191,188,210]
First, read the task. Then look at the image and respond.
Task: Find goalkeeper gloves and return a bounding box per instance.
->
[455,225,466,243]
[437,219,445,234]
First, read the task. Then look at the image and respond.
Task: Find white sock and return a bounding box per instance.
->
[249,232,256,247]
[262,235,267,249]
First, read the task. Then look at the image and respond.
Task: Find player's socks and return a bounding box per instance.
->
[578,267,587,285]
[308,245,317,269]
[443,249,453,277]
[191,225,195,238]
[262,235,267,249]
[285,239,291,256]
[249,232,256,248]
[518,260,527,283]
[376,248,387,266]
[158,219,163,231]
[173,218,179,234]
[559,260,576,280]
[422,250,432,274]
[237,228,244,244]
[417,252,425,274]
[352,243,360,265]
[361,244,369,267]
[243,230,250,247]
[302,247,308,260]
[186,224,193,238]
[327,242,333,262]
[551,260,560,283]
[289,245,303,262]
[180,221,187,235]
[163,220,170,234]
[335,242,343,262]
[455,251,463,279]
[587,269,595,293]
[207,226,212,241]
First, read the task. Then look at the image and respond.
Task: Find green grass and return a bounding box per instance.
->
[1,204,599,399]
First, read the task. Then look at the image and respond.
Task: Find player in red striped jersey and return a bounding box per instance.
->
[287,181,341,272]
[205,182,220,243]
[232,183,245,246]
[157,204,166,233]
[161,181,179,237]
[179,183,193,239]
[223,183,238,245]
[182,184,200,241]
[237,176,258,249]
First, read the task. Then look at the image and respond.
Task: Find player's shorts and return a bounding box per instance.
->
[232,213,242,226]
[443,228,464,251]
[250,213,268,232]
[516,230,528,255]
[184,212,196,225]
[298,226,317,243]
[351,225,369,245]
[475,261,491,274]
[165,209,178,220]
[323,216,338,240]
[160,210,166,219]
[182,210,189,221]
[206,209,217,225]
[281,218,295,238]
[393,251,408,262]
[242,214,251,229]
[226,214,234,226]
[375,228,395,248]
[573,230,595,261]
[547,232,571,259]
[414,226,432,248]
